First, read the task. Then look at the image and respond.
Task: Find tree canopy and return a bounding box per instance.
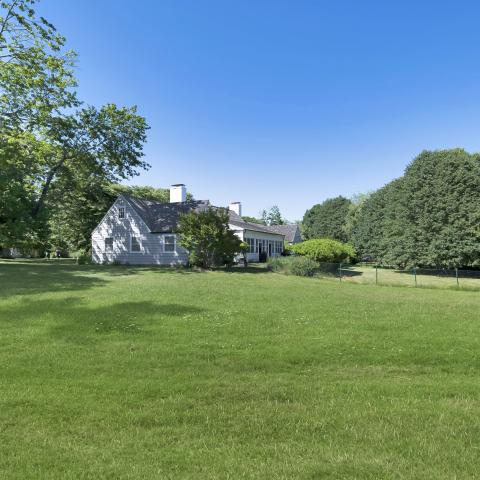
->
[264,206,285,225]
[351,149,480,268]
[241,207,286,226]
[0,0,77,129]
[302,196,351,242]
[0,0,150,253]
[242,215,265,225]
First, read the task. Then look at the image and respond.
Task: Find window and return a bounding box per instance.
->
[131,236,141,252]
[245,238,255,253]
[118,207,125,219]
[164,235,176,253]
[105,237,113,252]
[275,241,282,254]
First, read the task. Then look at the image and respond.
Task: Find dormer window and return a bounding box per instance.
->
[118,207,125,219]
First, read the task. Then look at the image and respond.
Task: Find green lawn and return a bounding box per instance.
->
[1,260,480,479]
[342,265,480,290]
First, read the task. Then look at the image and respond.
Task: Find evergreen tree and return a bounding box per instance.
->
[302,196,351,242]
[266,205,285,225]
[352,149,480,268]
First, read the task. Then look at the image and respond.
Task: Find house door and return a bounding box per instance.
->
[268,242,272,257]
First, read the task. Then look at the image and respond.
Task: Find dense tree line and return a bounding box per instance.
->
[303,149,480,268]
[351,149,480,268]
[0,0,150,255]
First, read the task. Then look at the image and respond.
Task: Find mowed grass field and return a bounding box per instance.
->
[342,265,480,290]
[1,261,480,479]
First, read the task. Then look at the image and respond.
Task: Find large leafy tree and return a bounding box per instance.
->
[108,184,170,203]
[31,104,149,220]
[0,0,77,129]
[302,196,351,242]
[0,0,150,251]
[0,131,51,247]
[177,208,242,268]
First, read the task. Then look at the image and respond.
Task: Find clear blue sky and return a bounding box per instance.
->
[38,0,480,220]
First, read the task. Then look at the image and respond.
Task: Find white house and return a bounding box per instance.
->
[91,184,285,265]
[265,224,302,245]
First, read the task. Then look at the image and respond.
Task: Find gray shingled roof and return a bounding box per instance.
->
[228,211,285,236]
[122,195,211,233]
[264,224,302,243]
[122,195,285,237]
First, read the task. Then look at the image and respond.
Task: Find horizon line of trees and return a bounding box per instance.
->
[302,148,480,269]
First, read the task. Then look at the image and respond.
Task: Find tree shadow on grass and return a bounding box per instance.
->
[99,265,204,276]
[220,265,271,274]
[0,263,109,298]
[338,267,363,278]
[0,297,206,344]
[0,262,209,299]
[50,300,206,344]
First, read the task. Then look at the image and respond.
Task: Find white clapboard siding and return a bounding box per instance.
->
[91,197,189,265]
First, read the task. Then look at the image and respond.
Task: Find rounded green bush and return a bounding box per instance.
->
[291,238,355,263]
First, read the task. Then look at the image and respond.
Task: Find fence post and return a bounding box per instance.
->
[375,265,378,285]
[455,267,459,288]
[413,267,417,287]
[339,262,342,282]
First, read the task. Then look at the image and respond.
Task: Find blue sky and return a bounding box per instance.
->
[38,1,480,220]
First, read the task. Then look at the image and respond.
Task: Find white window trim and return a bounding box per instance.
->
[163,234,176,254]
[118,207,125,219]
[130,235,142,253]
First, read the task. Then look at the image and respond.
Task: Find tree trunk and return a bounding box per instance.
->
[31,155,66,218]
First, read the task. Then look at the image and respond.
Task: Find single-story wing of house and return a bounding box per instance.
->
[264,224,302,245]
[91,184,286,265]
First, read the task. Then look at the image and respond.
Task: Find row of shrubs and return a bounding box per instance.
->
[267,256,318,276]
[268,238,355,277]
[267,256,344,277]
